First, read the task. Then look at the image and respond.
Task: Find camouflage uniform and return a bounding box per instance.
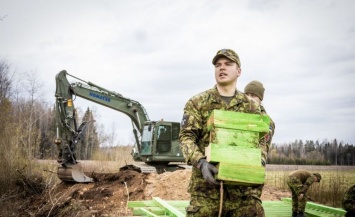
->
[286,170,319,213]
[256,105,275,200]
[259,105,275,167]
[342,184,355,216]
[244,80,275,167]
[179,86,266,217]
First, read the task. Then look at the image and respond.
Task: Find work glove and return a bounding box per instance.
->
[197,159,220,185]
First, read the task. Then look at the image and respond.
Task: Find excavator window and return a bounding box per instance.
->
[141,125,153,155]
[156,125,171,153]
[171,123,180,140]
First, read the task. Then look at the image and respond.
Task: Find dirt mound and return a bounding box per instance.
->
[18,170,147,216]
[14,169,289,216]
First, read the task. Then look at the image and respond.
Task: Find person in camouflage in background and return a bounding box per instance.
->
[342,184,355,217]
[244,80,275,201]
[287,169,322,217]
[179,49,269,217]
[244,80,275,167]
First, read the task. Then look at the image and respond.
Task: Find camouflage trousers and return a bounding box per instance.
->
[287,176,307,212]
[185,193,264,217]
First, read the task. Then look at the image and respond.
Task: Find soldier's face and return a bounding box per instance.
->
[246,93,261,104]
[214,57,241,86]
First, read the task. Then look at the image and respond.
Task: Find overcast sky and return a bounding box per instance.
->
[1,0,355,145]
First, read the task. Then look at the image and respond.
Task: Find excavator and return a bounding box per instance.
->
[54,70,187,182]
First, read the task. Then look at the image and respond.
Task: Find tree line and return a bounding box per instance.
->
[268,139,355,165]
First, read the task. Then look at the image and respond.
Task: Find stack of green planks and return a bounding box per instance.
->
[206,110,270,185]
[128,197,347,217]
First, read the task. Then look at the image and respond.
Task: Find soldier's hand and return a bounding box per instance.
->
[298,193,304,200]
[197,159,220,185]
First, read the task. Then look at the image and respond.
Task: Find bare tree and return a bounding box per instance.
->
[0,60,17,193]
[0,60,13,100]
[20,70,45,159]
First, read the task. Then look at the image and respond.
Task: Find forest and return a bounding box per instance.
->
[0,59,354,195]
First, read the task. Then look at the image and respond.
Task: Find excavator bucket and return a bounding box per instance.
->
[57,163,93,183]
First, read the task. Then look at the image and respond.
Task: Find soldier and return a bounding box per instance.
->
[179,49,268,217]
[287,169,322,217]
[244,80,275,166]
[244,80,264,105]
[342,184,355,217]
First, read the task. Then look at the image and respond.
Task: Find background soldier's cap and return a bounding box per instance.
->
[244,80,265,101]
[212,49,241,67]
[313,173,322,181]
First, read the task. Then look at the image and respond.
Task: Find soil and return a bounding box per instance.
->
[7,169,290,217]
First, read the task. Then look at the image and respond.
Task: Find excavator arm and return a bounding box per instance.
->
[54,70,150,182]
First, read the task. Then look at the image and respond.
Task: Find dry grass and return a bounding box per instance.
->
[265,164,355,207]
[34,145,136,175]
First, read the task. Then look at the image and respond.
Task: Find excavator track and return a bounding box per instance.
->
[57,163,93,183]
[120,162,191,174]
[120,163,158,173]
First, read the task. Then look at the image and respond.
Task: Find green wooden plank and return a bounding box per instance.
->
[164,201,189,207]
[152,197,185,217]
[206,144,261,165]
[209,127,260,147]
[129,200,189,208]
[306,202,346,216]
[216,162,265,185]
[207,110,270,133]
[129,200,159,208]
[132,207,165,215]
[282,198,346,217]
[139,208,160,217]
[132,207,186,216]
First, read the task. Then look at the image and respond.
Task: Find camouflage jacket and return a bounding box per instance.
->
[260,105,276,165]
[288,170,315,194]
[179,86,266,198]
[342,184,355,212]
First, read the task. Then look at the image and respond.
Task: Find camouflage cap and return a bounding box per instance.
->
[212,49,241,67]
[313,173,322,182]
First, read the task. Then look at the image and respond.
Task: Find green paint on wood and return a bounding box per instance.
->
[282,198,346,216]
[152,197,185,217]
[216,162,265,185]
[209,127,260,148]
[138,208,160,217]
[207,110,270,133]
[206,144,261,166]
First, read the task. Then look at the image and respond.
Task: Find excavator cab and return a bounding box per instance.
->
[139,121,183,162]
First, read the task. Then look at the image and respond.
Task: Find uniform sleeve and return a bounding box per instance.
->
[259,105,275,165]
[301,176,315,194]
[262,118,275,164]
[260,137,268,166]
[179,99,205,167]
